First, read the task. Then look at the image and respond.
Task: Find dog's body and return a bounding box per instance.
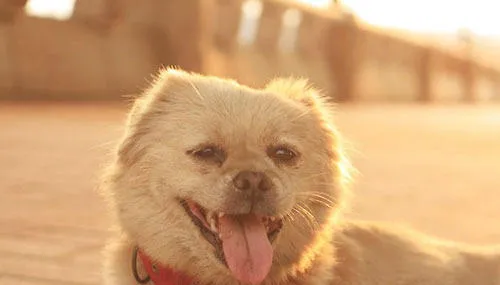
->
[101,69,500,285]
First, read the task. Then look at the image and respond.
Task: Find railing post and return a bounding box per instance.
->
[212,0,242,54]
[157,0,210,73]
[462,59,476,103]
[325,17,360,102]
[0,0,27,23]
[72,0,122,30]
[255,0,284,54]
[417,47,433,102]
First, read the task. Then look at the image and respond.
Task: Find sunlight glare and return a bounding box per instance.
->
[25,0,75,20]
[296,0,500,36]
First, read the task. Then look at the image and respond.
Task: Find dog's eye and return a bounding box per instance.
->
[267,145,299,164]
[188,145,226,165]
[194,147,216,158]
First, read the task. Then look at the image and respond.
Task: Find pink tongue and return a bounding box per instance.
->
[218,214,273,285]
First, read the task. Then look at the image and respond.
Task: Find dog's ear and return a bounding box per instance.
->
[264,77,327,109]
[265,77,336,124]
[125,68,191,124]
[265,77,350,175]
[116,68,193,166]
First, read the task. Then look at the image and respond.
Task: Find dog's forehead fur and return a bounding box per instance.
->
[131,69,338,157]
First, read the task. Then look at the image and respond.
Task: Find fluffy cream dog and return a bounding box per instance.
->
[101,68,500,285]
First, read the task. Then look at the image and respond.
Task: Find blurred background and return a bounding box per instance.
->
[0,0,499,284]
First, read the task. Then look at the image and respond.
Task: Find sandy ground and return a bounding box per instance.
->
[0,102,499,284]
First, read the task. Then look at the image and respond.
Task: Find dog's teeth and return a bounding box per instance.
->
[206,210,214,219]
[209,218,217,232]
[205,211,218,232]
[218,212,225,218]
[206,211,217,223]
[270,217,276,222]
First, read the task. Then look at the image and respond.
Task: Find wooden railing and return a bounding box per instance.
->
[207,0,500,102]
[0,0,498,102]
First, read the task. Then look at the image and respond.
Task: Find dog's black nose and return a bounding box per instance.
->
[233,171,272,192]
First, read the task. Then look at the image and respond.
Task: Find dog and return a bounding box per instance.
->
[101,68,500,285]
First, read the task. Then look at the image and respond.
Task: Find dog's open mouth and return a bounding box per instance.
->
[180,199,283,285]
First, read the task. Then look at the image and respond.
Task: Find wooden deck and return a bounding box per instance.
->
[1,102,499,284]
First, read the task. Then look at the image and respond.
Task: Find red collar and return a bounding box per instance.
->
[133,246,194,285]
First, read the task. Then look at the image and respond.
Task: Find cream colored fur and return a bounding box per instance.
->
[101,68,500,285]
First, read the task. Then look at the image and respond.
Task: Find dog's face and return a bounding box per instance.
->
[107,69,349,285]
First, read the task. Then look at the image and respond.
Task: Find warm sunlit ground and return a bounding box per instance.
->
[1,102,499,284]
